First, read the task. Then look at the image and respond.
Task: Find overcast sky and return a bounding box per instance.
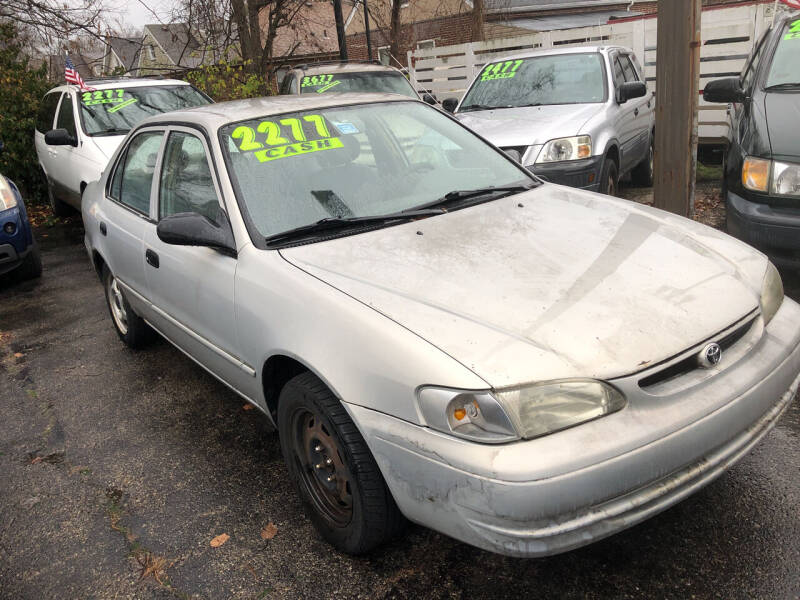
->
[107,0,178,31]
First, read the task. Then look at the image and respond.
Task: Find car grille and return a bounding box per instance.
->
[638,312,760,394]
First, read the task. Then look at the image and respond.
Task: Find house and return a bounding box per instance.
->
[101,36,142,77]
[137,23,205,75]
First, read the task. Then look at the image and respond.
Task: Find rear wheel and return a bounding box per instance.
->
[278,371,405,554]
[600,157,619,197]
[46,180,71,217]
[102,266,152,349]
[631,137,654,187]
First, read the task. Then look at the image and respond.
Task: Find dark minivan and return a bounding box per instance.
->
[704,13,800,266]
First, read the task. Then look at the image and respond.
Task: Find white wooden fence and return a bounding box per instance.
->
[408,2,778,142]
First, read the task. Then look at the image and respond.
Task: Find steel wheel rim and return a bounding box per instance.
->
[107,276,129,335]
[649,145,654,175]
[607,173,617,196]
[291,408,353,527]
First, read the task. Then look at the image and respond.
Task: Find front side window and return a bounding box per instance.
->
[460,53,607,111]
[765,19,800,89]
[56,94,77,137]
[159,131,219,222]
[619,55,638,82]
[113,131,163,214]
[79,85,210,136]
[221,101,530,240]
[742,30,769,90]
[298,71,417,98]
[36,93,62,133]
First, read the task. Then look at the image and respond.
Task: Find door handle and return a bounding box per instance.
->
[145,249,159,269]
[99,222,107,236]
[634,108,640,117]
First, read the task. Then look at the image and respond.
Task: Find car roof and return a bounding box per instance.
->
[138,92,419,131]
[47,78,192,94]
[484,44,627,63]
[292,62,405,76]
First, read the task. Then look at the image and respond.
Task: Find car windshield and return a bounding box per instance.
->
[79,85,210,136]
[765,19,800,89]
[459,53,606,110]
[220,101,531,239]
[298,72,418,98]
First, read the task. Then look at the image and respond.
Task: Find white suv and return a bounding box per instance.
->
[35,78,210,216]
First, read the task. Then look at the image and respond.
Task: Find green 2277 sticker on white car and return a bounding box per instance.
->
[229,113,344,162]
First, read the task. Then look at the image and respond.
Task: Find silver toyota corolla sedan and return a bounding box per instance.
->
[82,93,800,558]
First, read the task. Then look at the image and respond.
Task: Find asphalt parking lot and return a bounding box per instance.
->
[1,195,799,599]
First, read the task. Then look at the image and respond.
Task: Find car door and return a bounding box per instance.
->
[142,127,252,395]
[99,128,165,319]
[609,52,639,173]
[34,91,63,183]
[624,53,654,158]
[47,91,84,208]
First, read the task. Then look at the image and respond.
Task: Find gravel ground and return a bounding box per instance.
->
[1,190,799,600]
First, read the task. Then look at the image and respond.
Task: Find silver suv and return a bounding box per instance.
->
[443,46,655,196]
[279,60,437,105]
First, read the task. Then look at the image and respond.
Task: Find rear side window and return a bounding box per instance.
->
[111,131,163,215]
[159,132,219,222]
[36,93,62,133]
[56,95,77,137]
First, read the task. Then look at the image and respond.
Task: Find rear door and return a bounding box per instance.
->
[99,128,165,318]
[141,127,252,396]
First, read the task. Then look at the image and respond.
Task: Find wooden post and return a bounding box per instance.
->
[333,0,348,61]
[653,0,702,216]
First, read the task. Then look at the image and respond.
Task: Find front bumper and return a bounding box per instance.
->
[347,298,800,557]
[529,156,603,191]
[727,190,800,263]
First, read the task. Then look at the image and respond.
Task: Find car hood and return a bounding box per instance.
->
[454,103,603,148]
[88,135,126,162]
[281,186,767,388]
[765,92,800,159]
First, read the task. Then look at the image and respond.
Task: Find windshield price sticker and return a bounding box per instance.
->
[81,89,134,106]
[480,60,524,81]
[786,19,800,40]
[230,114,343,163]
[301,74,342,93]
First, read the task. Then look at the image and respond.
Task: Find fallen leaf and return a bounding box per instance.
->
[261,522,278,540]
[210,533,229,547]
[13,352,24,358]
[242,404,254,411]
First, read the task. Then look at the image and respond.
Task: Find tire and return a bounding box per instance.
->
[16,241,42,280]
[102,265,153,349]
[278,371,405,554]
[46,180,72,218]
[631,137,654,187]
[599,157,619,197]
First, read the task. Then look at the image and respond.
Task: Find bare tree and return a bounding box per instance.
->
[472,0,485,42]
[0,0,107,54]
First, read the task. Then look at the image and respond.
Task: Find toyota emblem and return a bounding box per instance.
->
[698,343,723,368]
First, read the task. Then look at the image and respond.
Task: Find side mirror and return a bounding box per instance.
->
[45,128,78,147]
[422,93,437,105]
[157,210,237,256]
[616,81,647,104]
[442,98,459,113]
[503,148,522,163]
[703,77,747,104]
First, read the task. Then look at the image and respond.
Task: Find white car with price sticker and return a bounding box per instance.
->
[34,78,211,216]
[83,92,800,558]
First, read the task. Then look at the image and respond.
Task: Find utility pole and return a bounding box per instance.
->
[363,0,373,60]
[333,0,348,61]
[652,0,702,216]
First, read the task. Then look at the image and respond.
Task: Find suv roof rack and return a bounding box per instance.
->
[82,74,171,85]
[293,59,383,71]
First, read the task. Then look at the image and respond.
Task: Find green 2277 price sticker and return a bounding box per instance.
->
[785,19,800,40]
[230,114,343,163]
[481,60,524,81]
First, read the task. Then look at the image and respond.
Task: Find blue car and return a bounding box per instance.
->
[0,170,42,280]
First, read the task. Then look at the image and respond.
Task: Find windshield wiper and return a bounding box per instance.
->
[765,82,800,91]
[459,103,513,112]
[407,183,538,212]
[92,128,130,136]
[265,208,445,247]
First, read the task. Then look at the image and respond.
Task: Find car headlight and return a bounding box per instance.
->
[760,261,784,326]
[772,160,800,197]
[535,136,592,164]
[742,157,770,192]
[417,379,626,444]
[0,176,19,211]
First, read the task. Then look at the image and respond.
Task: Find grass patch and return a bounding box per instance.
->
[696,162,723,182]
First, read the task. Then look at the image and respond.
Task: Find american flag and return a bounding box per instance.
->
[64,56,94,91]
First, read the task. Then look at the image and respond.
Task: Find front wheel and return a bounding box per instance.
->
[278,372,405,554]
[46,179,72,218]
[102,266,152,349]
[17,242,42,280]
[599,157,619,197]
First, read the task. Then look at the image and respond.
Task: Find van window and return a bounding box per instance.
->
[56,94,77,138]
[36,93,62,133]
